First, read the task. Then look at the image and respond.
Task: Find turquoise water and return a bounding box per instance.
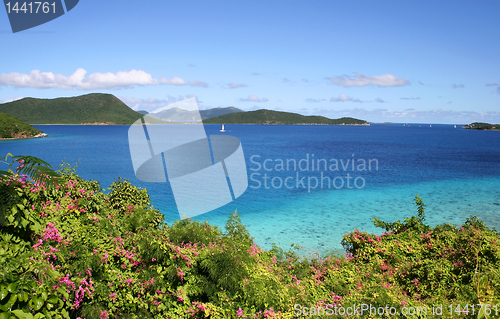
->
[1,124,499,257]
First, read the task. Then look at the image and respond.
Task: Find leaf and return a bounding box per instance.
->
[11,309,33,319]
[0,284,8,300]
[7,282,18,293]
[2,293,18,309]
[29,296,44,311]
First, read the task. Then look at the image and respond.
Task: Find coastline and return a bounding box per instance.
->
[0,132,48,141]
[33,122,372,126]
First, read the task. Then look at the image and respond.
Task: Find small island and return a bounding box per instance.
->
[203,109,369,125]
[463,122,499,130]
[0,111,47,140]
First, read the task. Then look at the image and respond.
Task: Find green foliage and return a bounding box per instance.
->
[0,111,42,139]
[1,155,499,318]
[107,177,152,211]
[371,194,431,234]
[203,109,369,125]
[0,93,142,125]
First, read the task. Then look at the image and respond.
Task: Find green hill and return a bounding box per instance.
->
[0,111,44,139]
[463,122,500,130]
[150,106,244,122]
[203,109,369,125]
[0,93,143,125]
[200,106,243,119]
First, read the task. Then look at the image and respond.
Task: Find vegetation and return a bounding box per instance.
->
[0,94,143,125]
[151,107,243,122]
[0,112,44,139]
[463,122,500,130]
[200,107,243,120]
[203,109,369,125]
[0,155,499,318]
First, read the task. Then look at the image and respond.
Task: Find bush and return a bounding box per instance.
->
[1,155,499,318]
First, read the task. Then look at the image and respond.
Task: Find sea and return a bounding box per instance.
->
[1,124,500,257]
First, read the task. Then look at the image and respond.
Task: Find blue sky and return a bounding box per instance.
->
[0,0,499,123]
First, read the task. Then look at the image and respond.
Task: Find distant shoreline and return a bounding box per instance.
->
[32,123,372,126]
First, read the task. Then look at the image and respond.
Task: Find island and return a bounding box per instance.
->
[463,122,499,130]
[0,93,143,125]
[203,109,369,125]
[0,111,47,139]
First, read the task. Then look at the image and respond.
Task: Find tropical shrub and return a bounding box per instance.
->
[1,155,499,318]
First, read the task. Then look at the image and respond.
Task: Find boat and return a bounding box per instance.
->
[220,124,225,132]
[454,125,457,128]
[430,125,432,127]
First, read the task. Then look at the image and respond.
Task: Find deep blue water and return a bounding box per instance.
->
[1,124,500,256]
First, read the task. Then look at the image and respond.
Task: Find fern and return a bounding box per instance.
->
[1,153,60,188]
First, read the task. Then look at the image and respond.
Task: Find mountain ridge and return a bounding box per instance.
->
[203,109,369,125]
[0,93,142,125]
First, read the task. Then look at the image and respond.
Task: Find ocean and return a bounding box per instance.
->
[1,124,500,257]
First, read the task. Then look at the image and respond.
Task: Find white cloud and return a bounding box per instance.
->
[160,76,186,86]
[330,94,387,103]
[330,93,353,102]
[228,82,247,89]
[0,69,189,90]
[305,98,326,103]
[0,68,161,90]
[1,96,23,103]
[326,73,410,88]
[239,95,268,102]
[452,84,465,89]
[189,80,208,88]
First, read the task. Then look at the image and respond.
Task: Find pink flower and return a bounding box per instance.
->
[32,239,43,251]
[236,308,246,317]
[42,223,63,243]
[177,268,185,282]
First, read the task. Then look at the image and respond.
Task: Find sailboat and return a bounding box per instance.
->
[454,125,457,128]
[220,124,225,132]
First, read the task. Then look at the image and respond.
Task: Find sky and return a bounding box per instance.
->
[0,0,499,124]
